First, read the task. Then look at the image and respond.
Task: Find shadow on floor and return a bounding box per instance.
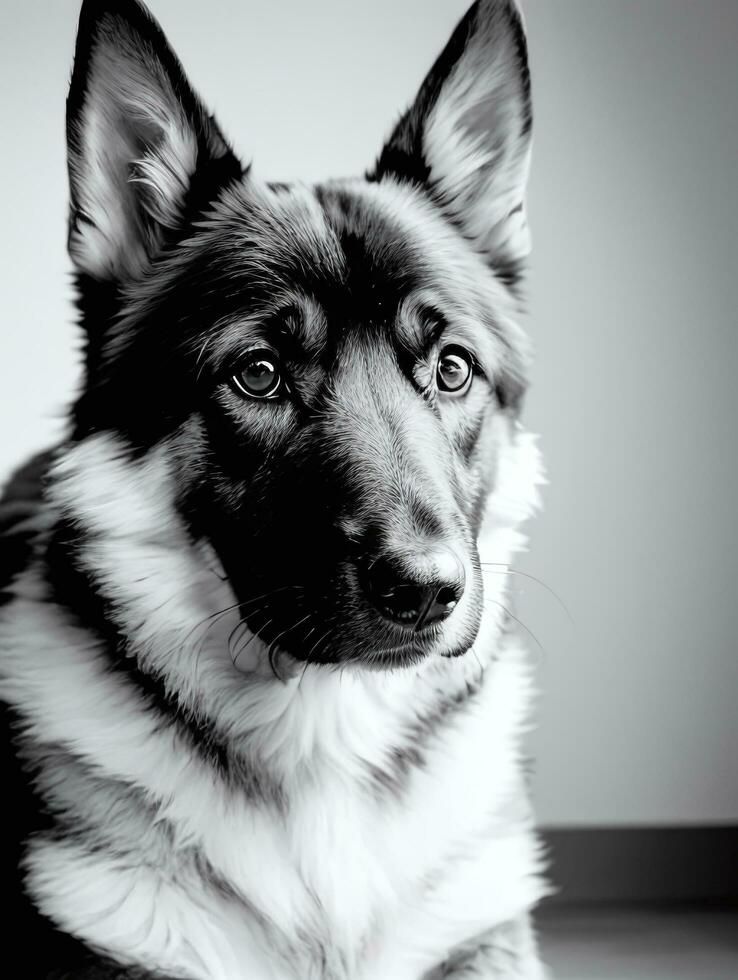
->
[538,905,738,980]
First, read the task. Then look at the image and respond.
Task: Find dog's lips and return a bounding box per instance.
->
[228,562,484,669]
[364,617,480,668]
[227,616,478,674]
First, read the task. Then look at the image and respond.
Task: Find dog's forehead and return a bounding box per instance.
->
[109,174,525,403]
[199,175,497,332]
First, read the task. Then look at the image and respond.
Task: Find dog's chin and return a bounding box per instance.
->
[357,619,480,670]
[359,641,466,672]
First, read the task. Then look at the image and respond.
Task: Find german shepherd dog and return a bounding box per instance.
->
[0,1,548,977]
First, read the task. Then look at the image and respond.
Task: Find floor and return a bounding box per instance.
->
[538,906,738,979]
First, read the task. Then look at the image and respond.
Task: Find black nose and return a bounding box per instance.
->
[363,550,465,630]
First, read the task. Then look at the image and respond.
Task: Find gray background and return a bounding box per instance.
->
[1,0,736,828]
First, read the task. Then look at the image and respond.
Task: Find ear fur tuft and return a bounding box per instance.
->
[371,0,533,283]
[67,0,241,281]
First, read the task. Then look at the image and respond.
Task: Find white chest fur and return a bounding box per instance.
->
[18,625,544,980]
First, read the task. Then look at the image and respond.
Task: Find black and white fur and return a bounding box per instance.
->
[0,1,549,977]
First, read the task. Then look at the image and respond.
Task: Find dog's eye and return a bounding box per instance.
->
[436,345,474,395]
[231,349,283,400]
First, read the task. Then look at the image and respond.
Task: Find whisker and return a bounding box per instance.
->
[480,564,573,624]
[227,617,250,661]
[484,596,546,660]
[233,618,273,671]
[177,584,306,665]
[238,583,306,610]
[297,626,318,687]
[308,627,333,662]
[219,584,307,665]
[267,613,312,682]
[181,600,243,652]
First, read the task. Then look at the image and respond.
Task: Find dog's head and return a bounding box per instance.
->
[63,0,534,670]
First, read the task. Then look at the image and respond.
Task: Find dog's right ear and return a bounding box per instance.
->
[67,0,242,282]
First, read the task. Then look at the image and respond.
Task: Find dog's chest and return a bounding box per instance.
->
[177,652,539,980]
[10,573,542,979]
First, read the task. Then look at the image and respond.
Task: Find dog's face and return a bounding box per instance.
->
[65,0,532,669]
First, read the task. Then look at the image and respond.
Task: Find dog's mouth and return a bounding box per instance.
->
[226,571,483,672]
[361,633,477,670]
[210,524,484,671]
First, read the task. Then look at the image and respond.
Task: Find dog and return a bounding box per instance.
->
[0,0,549,976]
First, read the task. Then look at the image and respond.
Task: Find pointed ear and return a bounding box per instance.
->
[67,0,242,281]
[370,0,532,282]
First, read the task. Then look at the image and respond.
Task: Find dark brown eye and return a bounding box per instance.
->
[231,349,283,399]
[436,345,474,395]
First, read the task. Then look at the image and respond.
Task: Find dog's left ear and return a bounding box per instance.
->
[67,0,242,282]
[371,0,532,282]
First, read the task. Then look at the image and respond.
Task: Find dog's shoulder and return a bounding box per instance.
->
[0,448,57,598]
[0,451,172,980]
[0,448,54,516]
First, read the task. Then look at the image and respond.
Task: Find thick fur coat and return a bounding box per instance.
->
[0,1,549,977]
